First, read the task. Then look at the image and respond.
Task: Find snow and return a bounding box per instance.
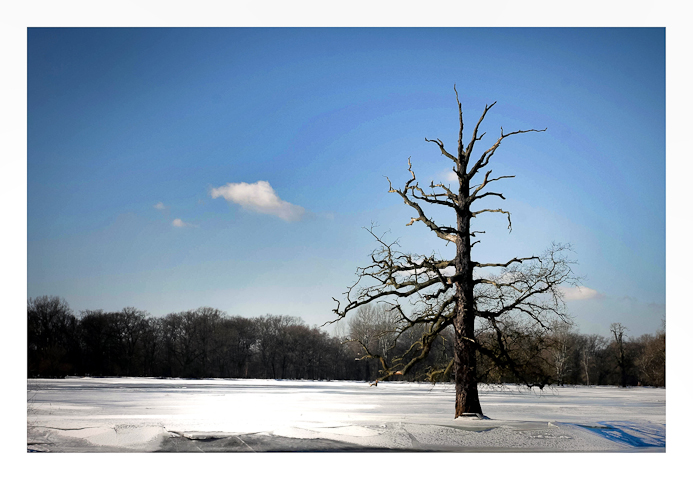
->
[27,377,665,454]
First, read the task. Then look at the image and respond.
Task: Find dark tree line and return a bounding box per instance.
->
[27,296,664,387]
[27,296,358,380]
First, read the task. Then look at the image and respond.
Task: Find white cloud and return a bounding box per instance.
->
[561,286,602,301]
[433,170,458,184]
[210,181,306,222]
[444,170,458,183]
[154,202,166,210]
[172,218,189,227]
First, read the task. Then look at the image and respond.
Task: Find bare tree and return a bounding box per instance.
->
[346,304,400,378]
[610,322,628,388]
[579,333,607,386]
[331,89,576,417]
[548,321,577,386]
[113,307,149,376]
[28,296,78,377]
[256,315,302,379]
[633,317,665,387]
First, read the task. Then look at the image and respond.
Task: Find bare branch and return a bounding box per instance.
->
[471,207,513,231]
[464,102,497,162]
[454,84,464,166]
[387,160,460,242]
[469,169,515,203]
[329,227,457,326]
[424,138,457,163]
[468,127,546,180]
[429,180,458,201]
[473,256,539,269]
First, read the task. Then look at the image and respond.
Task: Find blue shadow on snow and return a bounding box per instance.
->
[573,421,665,448]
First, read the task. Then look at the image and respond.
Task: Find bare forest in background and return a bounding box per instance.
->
[27,296,664,388]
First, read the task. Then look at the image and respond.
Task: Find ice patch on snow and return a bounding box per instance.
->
[57,424,168,448]
[274,424,379,439]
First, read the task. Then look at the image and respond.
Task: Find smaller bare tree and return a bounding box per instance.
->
[579,334,607,386]
[610,322,628,387]
[346,304,400,382]
[548,321,576,386]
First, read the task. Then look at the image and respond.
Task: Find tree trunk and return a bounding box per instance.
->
[619,349,627,388]
[454,311,482,416]
[453,187,483,417]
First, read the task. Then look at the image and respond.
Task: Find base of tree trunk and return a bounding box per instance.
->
[454,384,484,418]
[456,413,490,419]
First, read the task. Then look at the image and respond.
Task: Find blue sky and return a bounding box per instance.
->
[27,27,665,337]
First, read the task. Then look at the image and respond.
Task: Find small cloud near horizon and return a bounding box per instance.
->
[210,180,306,222]
[172,218,191,228]
[561,286,603,301]
[433,170,458,184]
[154,202,166,210]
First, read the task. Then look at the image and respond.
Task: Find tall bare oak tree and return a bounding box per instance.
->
[331,88,577,417]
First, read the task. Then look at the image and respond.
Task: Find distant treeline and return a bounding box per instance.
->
[27,296,665,387]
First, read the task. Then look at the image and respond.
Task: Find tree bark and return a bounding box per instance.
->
[453,173,483,416]
[454,311,482,416]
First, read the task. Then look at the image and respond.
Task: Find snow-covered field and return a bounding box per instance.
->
[27,377,664,453]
